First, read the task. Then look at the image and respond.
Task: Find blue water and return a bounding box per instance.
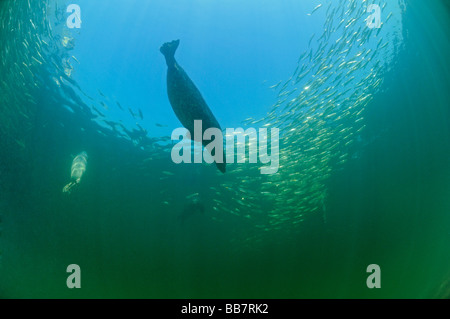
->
[70,0,313,134]
[0,0,449,298]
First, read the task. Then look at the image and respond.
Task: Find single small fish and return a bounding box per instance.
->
[71,55,80,64]
[311,4,323,15]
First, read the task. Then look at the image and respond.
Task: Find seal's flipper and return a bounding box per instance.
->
[160,40,180,66]
[216,161,226,173]
[62,181,77,194]
[204,142,226,173]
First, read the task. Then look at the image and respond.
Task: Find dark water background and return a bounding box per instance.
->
[0,0,449,298]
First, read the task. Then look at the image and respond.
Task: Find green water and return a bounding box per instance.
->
[0,0,449,298]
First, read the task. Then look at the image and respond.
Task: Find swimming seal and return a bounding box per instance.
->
[160,39,226,173]
[62,151,88,194]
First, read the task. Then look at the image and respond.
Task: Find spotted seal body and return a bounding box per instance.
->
[70,151,88,183]
[62,151,88,193]
[160,40,226,173]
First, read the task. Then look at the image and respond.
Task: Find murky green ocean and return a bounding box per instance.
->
[0,0,449,298]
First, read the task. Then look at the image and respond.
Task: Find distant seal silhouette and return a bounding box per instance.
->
[62,151,88,194]
[178,201,205,224]
[160,39,226,173]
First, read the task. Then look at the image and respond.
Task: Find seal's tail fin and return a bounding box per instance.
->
[62,181,77,194]
[160,39,180,65]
